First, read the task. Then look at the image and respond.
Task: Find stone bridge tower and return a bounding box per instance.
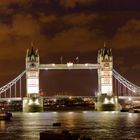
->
[26,47,39,96]
[97,47,113,96]
[23,47,43,112]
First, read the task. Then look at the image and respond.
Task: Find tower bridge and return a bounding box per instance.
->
[0,47,140,112]
[26,47,113,98]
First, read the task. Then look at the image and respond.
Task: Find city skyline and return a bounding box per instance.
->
[0,0,140,96]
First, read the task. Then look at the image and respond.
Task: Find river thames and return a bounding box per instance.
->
[0,111,140,140]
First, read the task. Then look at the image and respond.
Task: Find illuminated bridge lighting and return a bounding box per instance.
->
[67,62,73,67]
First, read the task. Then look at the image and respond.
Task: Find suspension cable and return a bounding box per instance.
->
[0,70,26,95]
[113,69,140,94]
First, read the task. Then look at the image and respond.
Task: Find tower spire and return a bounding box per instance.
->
[104,41,106,48]
[31,42,34,48]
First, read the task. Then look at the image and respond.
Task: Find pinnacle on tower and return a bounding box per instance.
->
[104,41,106,48]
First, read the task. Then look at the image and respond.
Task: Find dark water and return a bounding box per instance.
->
[0,111,140,140]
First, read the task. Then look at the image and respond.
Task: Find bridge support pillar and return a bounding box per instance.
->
[96,47,119,111]
[95,95,119,111]
[23,96,43,112]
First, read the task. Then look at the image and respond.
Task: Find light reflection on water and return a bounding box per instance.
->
[0,111,140,140]
[0,121,6,130]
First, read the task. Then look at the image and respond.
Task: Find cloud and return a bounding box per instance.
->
[0,13,41,42]
[38,12,98,40]
[132,64,140,70]
[114,57,124,65]
[119,66,129,75]
[39,13,97,26]
[0,14,42,64]
[0,23,11,42]
[0,0,29,6]
[111,19,140,49]
[0,0,31,16]
[60,0,95,8]
[12,14,40,38]
[62,13,97,26]
[46,27,104,53]
[39,14,58,24]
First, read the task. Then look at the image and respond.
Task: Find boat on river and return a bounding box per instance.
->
[0,111,13,121]
[129,109,140,113]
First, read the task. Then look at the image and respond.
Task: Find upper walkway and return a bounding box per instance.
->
[39,63,100,70]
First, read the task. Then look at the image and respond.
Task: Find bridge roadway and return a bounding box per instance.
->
[118,96,140,100]
[0,96,140,102]
[0,96,95,102]
[0,97,22,102]
[39,63,100,70]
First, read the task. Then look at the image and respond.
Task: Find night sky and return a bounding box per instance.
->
[0,0,140,96]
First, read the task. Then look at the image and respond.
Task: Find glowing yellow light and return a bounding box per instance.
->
[52,64,55,66]
[23,99,27,104]
[28,99,33,105]
[52,112,57,114]
[83,98,88,101]
[1,107,4,110]
[69,96,72,99]
[67,62,73,67]
[27,79,39,94]
[133,89,136,93]
[83,111,87,114]
[85,63,88,66]
[35,99,39,105]
[8,99,11,103]
[110,98,114,104]
[104,98,109,104]
[68,112,73,114]
[115,97,118,103]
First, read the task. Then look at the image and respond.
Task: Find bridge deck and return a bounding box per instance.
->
[1,96,140,102]
[0,97,22,102]
[118,96,140,100]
